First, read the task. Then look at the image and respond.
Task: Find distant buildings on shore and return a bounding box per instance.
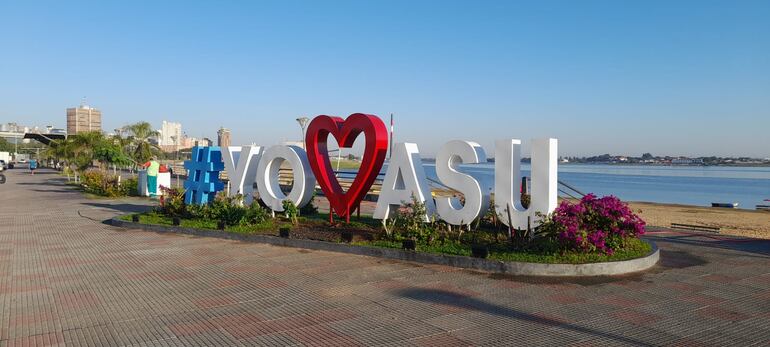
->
[154,121,215,152]
[159,121,182,146]
[0,122,65,146]
[217,127,231,148]
[4,101,236,154]
[158,121,184,152]
[560,153,770,166]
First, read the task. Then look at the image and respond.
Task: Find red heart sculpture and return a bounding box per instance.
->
[306,113,388,222]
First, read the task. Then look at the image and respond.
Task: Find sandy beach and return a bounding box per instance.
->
[628,201,770,239]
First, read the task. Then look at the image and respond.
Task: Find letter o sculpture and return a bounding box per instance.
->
[256,145,317,211]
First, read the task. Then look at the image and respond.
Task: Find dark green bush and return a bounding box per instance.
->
[207,193,246,226]
[158,190,270,227]
[241,201,270,226]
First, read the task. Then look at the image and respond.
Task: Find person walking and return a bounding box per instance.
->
[142,156,161,197]
[29,158,38,175]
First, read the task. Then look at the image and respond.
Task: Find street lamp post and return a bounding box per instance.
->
[170,135,180,187]
[296,117,310,149]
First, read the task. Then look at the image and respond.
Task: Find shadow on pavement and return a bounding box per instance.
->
[656,249,708,268]
[395,288,655,346]
[81,202,154,214]
[652,234,770,258]
[28,188,82,194]
[484,271,646,286]
[14,179,71,186]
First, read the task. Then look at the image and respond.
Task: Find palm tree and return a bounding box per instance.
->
[44,138,77,181]
[42,132,104,182]
[108,133,134,175]
[69,131,106,173]
[125,122,159,166]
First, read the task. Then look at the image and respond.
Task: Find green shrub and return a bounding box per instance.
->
[167,192,270,227]
[282,200,299,225]
[121,177,139,196]
[300,192,318,215]
[80,170,134,197]
[159,186,186,217]
[185,203,206,219]
[241,201,270,226]
[208,193,246,226]
[383,195,439,243]
[80,170,105,195]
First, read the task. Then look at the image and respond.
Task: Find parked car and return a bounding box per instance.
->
[0,160,7,170]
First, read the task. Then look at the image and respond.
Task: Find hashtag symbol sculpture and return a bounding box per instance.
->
[184,146,225,205]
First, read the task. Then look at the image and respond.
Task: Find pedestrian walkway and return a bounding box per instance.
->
[1,169,769,346]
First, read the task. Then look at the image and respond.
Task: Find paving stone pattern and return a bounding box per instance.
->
[1,169,769,346]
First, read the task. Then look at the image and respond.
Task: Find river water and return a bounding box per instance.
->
[418,163,770,210]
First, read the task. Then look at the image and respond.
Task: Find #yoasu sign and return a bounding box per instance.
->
[184,113,557,229]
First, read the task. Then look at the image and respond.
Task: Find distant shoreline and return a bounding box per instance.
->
[418,158,770,167]
[557,162,770,167]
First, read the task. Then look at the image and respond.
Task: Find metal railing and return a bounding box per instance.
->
[169,164,586,200]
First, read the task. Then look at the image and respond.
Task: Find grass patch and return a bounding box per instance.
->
[123,212,279,235]
[354,237,651,264]
[299,212,381,229]
[488,238,652,263]
[330,159,361,170]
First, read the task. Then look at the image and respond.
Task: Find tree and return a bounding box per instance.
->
[125,122,159,164]
[94,141,133,170]
[0,138,14,152]
[44,131,132,181]
[44,137,83,181]
[69,131,105,173]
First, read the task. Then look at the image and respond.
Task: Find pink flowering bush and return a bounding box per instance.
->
[539,194,646,255]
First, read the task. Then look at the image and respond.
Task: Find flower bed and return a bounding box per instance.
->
[122,189,652,265]
[539,194,647,255]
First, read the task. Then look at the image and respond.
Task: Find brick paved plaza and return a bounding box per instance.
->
[1,169,769,346]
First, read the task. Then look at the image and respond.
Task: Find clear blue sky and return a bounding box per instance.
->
[1,0,768,157]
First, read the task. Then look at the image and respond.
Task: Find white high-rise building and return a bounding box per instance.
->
[160,121,182,147]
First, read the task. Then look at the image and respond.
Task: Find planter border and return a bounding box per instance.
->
[111,216,659,277]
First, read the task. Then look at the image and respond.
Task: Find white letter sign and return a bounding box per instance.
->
[256,145,317,211]
[435,140,489,225]
[223,145,263,205]
[374,142,435,221]
[494,138,558,229]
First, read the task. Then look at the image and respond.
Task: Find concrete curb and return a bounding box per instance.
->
[111,217,659,277]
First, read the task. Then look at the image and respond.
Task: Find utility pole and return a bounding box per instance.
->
[389,113,394,159]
